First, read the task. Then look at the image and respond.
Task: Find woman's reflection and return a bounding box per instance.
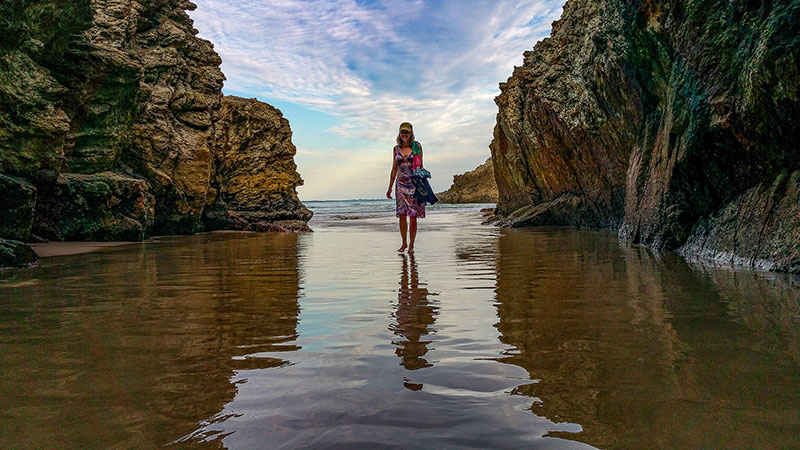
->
[390,253,438,387]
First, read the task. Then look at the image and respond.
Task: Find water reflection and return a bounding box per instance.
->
[390,253,438,389]
[684,257,800,365]
[493,228,800,449]
[1,215,798,449]
[0,232,302,448]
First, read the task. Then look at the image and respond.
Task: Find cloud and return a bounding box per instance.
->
[190,0,565,200]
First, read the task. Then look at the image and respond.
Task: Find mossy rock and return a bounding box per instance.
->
[55,172,155,241]
[0,174,36,241]
[0,238,38,268]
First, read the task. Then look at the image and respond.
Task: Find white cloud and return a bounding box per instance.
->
[190,0,565,200]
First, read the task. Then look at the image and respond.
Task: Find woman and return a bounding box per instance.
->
[386,122,425,252]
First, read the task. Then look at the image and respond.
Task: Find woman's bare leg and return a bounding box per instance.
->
[408,216,417,252]
[398,215,408,252]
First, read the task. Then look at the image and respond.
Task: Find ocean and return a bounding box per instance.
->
[306,198,494,223]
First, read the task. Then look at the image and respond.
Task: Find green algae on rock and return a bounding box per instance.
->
[0,0,311,266]
[0,175,37,242]
[0,238,39,268]
[490,0,800,274]
[679,170,800,274]
[52,172,156,241]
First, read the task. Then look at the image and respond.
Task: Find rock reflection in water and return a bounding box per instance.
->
[390,253,438,389]
[684,256,800,365]
[493,228,800,450]
[1,215,799,449]
[0,232,302,448]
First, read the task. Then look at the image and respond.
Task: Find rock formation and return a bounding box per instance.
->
[0,0,310,265]
[491,0,799,274]
[0,238,39,268]
[437,157,498,204]
[205,96,311,233]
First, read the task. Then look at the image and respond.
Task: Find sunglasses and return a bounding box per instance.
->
[400,130,411,134]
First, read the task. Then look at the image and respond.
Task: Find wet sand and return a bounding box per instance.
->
[1,210,799,449]
[30,241,139,257]
[29,230,259,258]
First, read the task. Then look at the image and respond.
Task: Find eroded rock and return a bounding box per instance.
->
[52,172,155,241]
[490,0,637,229]
[680,171,800,274]
[491,0,800,274]
[437,157,498,204]
[0,238,39,268]
[0,175,37,241]
[205,96,312,231]
[0,0,311,267]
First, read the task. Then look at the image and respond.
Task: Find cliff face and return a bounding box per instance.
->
[437,157,499,204]
[491,0,799,274]
[491,0,640,228]
[0,0,310,255]
[205,96,311,232]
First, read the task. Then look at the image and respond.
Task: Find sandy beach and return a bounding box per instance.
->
[2,0,798,447]
[1,206,799,449]
[30,241,139,257]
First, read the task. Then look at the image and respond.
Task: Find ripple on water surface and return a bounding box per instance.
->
[1,210,799,449]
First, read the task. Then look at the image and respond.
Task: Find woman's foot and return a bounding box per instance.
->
[397,244,407,252]
[407,245,414,253]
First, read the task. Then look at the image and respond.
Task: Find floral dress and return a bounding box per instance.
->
[395,145,425,218]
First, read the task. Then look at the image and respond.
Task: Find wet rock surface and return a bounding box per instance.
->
[491,0,800,274]
[0,238,39,268]
[0,0,310,266]
[0,175,37,242]
[52,172,156,241]
[679,170,800,274]
[437,157,498,204]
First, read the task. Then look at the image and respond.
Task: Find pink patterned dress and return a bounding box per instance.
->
[395,145,425,218]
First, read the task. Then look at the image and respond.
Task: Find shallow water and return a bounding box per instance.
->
[1,210,799,449]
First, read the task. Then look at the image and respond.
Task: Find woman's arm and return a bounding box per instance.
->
[387,148,397,198]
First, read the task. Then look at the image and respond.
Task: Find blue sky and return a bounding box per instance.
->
[190,0,565,200]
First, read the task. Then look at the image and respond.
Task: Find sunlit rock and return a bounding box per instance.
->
[437,157,498,204]
[205,96,312,232]
[0,0,311,266]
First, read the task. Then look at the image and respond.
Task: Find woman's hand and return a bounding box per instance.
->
[386,187,392,199]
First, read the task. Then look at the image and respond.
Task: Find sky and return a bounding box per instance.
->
[189,0,565,200]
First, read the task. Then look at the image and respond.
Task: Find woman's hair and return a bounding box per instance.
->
[396,131,415,147]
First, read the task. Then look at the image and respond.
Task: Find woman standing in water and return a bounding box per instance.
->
[386,122,425,252]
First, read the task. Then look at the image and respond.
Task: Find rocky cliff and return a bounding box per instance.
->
[491,0,799,274]
[0,0,310,265]
[437,157,498,204]
[205,96,310,232]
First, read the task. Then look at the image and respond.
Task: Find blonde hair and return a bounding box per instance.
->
[396,131,415,147]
